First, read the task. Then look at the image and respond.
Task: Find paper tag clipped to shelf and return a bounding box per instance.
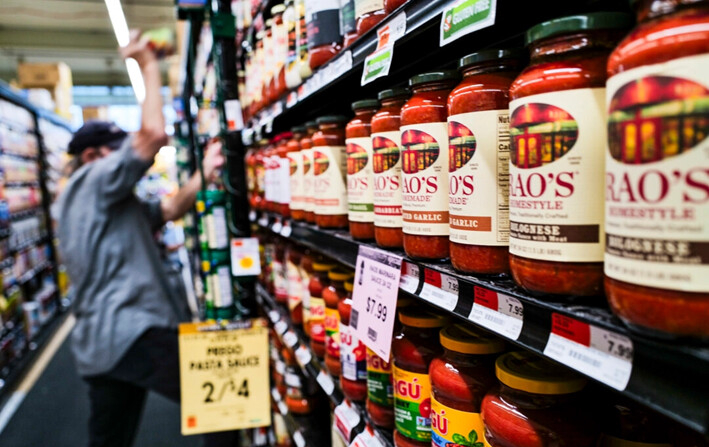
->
[349,427,386,447]
[469,287,524,340]
[278,400,288,416]
[274,320,288,336]
[334,401,362,443]
[257,215,269,227]
[362,13,406,86]
[293,431,306,447]
[295,345,312,368]
[543,313,633,391]
[440,0,497,46]
[283,330,298,348]
[280,224,293,238]
[231,238,261,276]
[351,246,403,361]
[316,370,336,395]
[419,270,459,311]
[224,99,244,131]
[399,261,420,295]
[268,310,280,323]
[272,220,283,234]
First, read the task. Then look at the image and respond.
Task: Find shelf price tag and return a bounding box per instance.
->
[178,320,270,434]
[272,220,283,234]
[293,431,306,447]
[399,261,420,294]
[224,99,244,131]
[280,223,293,238]
[440,0,497,46]
[349,428,386,447]
[257,215,269,227]
[350,246,403,361]
[231,238,261,276]
[334,400,362,443]
[268,310,280,323]
[286,91,298,108]
[283,330,298,348]
[469,287,524,341]
[278,400,288,416]
[295,345,312,367]
[316,370,336,395]
[543,313,633,391]
[419,270,459,311]
[274,320,288,335]
[361,13,406,86]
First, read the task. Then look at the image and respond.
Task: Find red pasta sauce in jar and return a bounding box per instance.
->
[401,71,459,261]
[308,260,335,358]
[339,280,367,402]
[372,88,409,249]
[347,99,379,240]
[313,116,350,229]
[277,131,294,218]
[286,243,304,326]
[288,126,307,221]
[508,13,631,296]
[302,120,318,223]
[323,268,353,377]
[306,0,342,70]
[448,49,525,275]
[605,0,709,339]
[355,0,386,36]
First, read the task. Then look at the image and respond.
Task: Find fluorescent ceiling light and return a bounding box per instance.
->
[125,58,146,103]
[104,0,146,103]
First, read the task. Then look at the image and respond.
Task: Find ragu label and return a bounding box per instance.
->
[605,54,709,292]
[448,110,510,246]
[340,323,367,381]
[372,130,403,228]
[313,145,348,215]
[393,365,432,442]
[289,151,305,211]
[508,88,606,262]
[367,348,393,405]
[401,122,450,236]
[325,307,341,358]
[309,297,326,343]
[286,259,303,312]
[347,137,375,223]
[302,147,315,213]
[431,395,489,447]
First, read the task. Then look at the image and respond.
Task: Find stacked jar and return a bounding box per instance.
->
[323,267,354,377]
[308,259,335,358]
[313,116,349,229]
[347,99,379,240]
[339,279,368,402]
[301,120,318,223]
[288,126,307,221]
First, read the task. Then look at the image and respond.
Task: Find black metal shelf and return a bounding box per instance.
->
[10,234,50,254]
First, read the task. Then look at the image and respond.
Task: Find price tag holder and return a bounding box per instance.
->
[440,0,497,46]
[231,238,261,276]
[280,224,293,238]
[283,330,298,348]
[295,345,313,368]
[469,287,523,340]
[278,400,288,416]
[543,313,633,391]
[349,428,386,447]
[178,320,270,434]
[293,431,306,447]
[419,270,459,311]
[268,310,280,323]
[272,220,283,234]
[351,246,403,361]
[274,320,288,336]
[258,215,269,227]
[399,261,420,294]
[316,370,335,395]
[334,400,362,443]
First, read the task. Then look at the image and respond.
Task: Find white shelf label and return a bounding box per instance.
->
[316,370,335,395]
[272,221,283,234]
[334,401,361,443]
[278,401,288,416]
[258,216,269,227]
[268,310,280,323]
[295,346,313,367]
[271,388,281,402]
[543,313,633,391]
[274,320,288,335]
[286,91,298,108]
[249,210,257,222]
[275,360,286,375]
[293,431,306,447]
[285,372,302,388]
[398,261,420,294]
[224,99,244,131]
[419,270,459,311]
[469,287,524,341]
[349,429,386,447]
[231,238,261,276]
[280,224,293,238]
[283,330,298,348]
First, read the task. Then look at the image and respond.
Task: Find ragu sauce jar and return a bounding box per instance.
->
[508,13,631,297]
[401,71,459,261]
[302,120,318,223]
[605,0,709,339]
[372,88,409,249]
[448,49,525,275]
[313,115,350,229]
[288,126,307,221]
[347,99,379,240]
[355,0,386,36]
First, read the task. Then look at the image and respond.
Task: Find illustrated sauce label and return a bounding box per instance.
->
[393,365,432,442]
[302,147,314,213]
[431,395,489,447]
[286,259,303,313]
[289,150,305,211]
[309,297,326,343]
[373,130,403,228]
[340,324,367,381]
[313,145,348,215]
[347,136,375,223]
[448,110,510,246]
[509,88,606,262]
[401,122,450,236]
[605,54,709,293]
[324,307,341,358]
[301,267,312,332]
[367,348,393,405]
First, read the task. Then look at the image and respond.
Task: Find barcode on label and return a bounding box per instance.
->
[568,349,602,368]
[484,313,505,326]
[368,327,378,342]
[351,309,359,330]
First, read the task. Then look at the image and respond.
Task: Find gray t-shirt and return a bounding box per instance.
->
[57,138,187,377]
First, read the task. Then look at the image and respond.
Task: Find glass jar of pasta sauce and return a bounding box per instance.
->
[347,99,379,240]
[481,351,596,447]
[313,115,350,229]
[323,268,354,377]
[264,19,275,104]
[401,71,459,261]
[289,126,307,221]
[300,250,315,336]
[286,243,304,326]
[272,4,289,99]
[605,0,709,339]
[356,0,386,36]
[508,13,631,296]
[309,260,335,358]
[306,0,342,70]
[302,120,318,223]
[273,238,289,304]
[448,49,525,275]
[254,142,267,211]
[246,144,258,209]
[277,131,293,218]
[284,348,318,415]
[341,0,358,47]
[430,324,505,447]
[372,88,409,249]
[339,280,367,402]
[393,308,449,447]
[384,0,407,14]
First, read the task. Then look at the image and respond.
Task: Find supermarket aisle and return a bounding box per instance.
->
[0,316,200,447]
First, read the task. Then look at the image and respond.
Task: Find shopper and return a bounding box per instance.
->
[56,31,237,447]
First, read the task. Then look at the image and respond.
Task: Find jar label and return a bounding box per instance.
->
[314,145,348,215]
[273,260,288,298]
[274,21,288,71]
[340,0,356,35]
[448,109,510,246]
[309,297,326,343]
[340,323,367,381]
[347,136,375,223]
[372,130,403,228]
[366,348,392,405]
[306,0,341,49]
[401,122,450,236]
[302,148,315,212]
[393,365,432,442]
[605,54,709,292]
[210,266,233,307]
[301,269,312,328]
[355,0,384,18]
[256,163,265,194]
[279,155,292,205]
[508,88,606,262]
[287,260,303,312]
[325,306,341,358]
[431,395,489,447]
[289,151,305,211]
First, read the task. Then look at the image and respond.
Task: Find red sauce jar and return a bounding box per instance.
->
[272,4,288,100]
[284,349,317,415]
[384,0,407,14]
[355,0,386,36]
[605,0,709,338]
[341,0,358,47]
[246,144,259,209]
[339,280,367,402]
[306,0,342,70]
[323,268,353,377]
[308,260,335,358]
[393,308,449,447]
[263,142,277,213]
[273,238,289,304]
[429,324,505,447]
[254,142,267,211]
[273,356,287,396]
[401,71,459,261]
[286,243,304,326]
[347,99,379,240]
[264,20,275,105]
[481,351,596,447]
[313,115,349,229]
[300,250,314,336]
[448,49,525,275]
[302,120,318,223]
[252,31,266,115]
[372,87,409,249]
[509,13,631,296]
[288,127,307,221]
[277,132,294,218]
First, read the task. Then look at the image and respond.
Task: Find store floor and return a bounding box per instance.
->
[0,316,200,447]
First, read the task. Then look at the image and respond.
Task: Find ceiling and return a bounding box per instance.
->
[0,0,177,86]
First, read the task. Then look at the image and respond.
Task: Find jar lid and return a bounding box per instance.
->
[398,308,449,328]
[495,351,587,395]
[316,115,349,125]
[271,4,286,15]
[409,70,459,87]
[459,48,527,69]
[305,120,318,129]
[344,280,353,292]
[378,87,410,101]
[328,269,354,281]
[352,99,380,111]
[525,12,633,46]
[291,125,306,134]
[440,324,505,355]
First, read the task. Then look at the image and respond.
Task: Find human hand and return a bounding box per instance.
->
[203,139,226,183]
[119,29,157,67]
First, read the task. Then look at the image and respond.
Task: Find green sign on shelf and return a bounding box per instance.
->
[361,47,394,86]
[440,0,497,46]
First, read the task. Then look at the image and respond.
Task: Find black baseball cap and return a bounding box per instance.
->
[68,121,127,155]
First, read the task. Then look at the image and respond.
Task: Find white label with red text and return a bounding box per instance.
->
[372,130,403,228]
[347,136,375,223]
[289,150,305,211]
[469,287,523,340]
[313,145,348,215]
[302,147,315,213]
[398,261,420,294]
[334,401,361,442]
[420,270,458,311]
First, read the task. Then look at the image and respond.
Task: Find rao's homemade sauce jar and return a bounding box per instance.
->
[289,126,307,221]
[302,120,318,223]
[347,99,379,240]
[313,116,349,229]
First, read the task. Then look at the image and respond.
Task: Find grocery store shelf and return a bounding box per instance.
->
[18,262,53,285]
[10,234,50,254]
[256,212,709,437]
[10,207,43,221]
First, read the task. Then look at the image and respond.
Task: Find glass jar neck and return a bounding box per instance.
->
[637,0,708,22]
[353,108,377,119]
[529,31,621,64]
[411,81,456,94]
[462,60,523,78]
[381,97,408,108]
[499,383,574,410]
[443,348,496,366]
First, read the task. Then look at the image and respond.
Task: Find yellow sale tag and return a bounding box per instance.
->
[179,319,271,435]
